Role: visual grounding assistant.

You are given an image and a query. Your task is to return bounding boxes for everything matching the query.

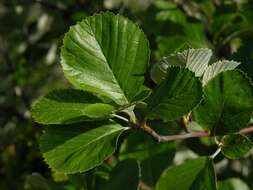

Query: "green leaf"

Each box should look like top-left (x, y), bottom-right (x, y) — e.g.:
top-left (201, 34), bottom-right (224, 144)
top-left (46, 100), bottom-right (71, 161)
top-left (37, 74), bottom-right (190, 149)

top-left (156, 10), bottom-right (186, 25)
top-left (151, 48), bottom-right (212, 84)
top-left (147, 67), bottom-right (202, 121)
top-left (221, 134), bottom-right (253, 159)
top-left (119, 130), bottom-right (175, 186)
top-left (132, 85), bottom-right (151, 102)
top-left (32, 89), bottom-right (114, 124)
top-left (61, 12), bottom-right (150, 106)
top-left (202, 60), bottom-right (240, 86)
top-left (193, 70), bottom-right (253, 135)
top-left (24, 173), bottom-right (50, 190)
top-left (218, 178), bottom-right (250, 190)
top-left (104, 159), bottom-right (140, 190)
top-left (40, 121), bottom-right (127, 174)
top-left (156, 157), bottom-right (217, 190)
top-left (153, 1), bottom-right (177, 9)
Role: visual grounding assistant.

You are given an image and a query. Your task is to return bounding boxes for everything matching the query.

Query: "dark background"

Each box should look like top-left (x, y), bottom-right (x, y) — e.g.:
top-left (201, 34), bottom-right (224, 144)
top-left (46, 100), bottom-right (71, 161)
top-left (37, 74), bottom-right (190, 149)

top-left (1, 0), bottom-right (253, 189)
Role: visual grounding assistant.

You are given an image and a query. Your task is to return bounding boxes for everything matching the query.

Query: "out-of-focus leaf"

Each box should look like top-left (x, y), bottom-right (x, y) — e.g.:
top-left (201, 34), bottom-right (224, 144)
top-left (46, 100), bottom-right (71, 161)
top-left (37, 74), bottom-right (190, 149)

top-left (153, 0), bottom-right (177, 9)
top-left (104, 159), bottom-right (140, 190)
top-left (218, 178), bottom-right (250, 190)
top-left (24, 173), bottom-right (49, 190)
top-left (156, 9), bottom-right (186, 25)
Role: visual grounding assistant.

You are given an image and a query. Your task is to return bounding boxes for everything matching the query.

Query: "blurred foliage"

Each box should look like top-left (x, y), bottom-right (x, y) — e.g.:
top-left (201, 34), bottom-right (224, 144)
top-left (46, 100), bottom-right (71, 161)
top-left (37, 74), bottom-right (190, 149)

top-left (1, 0), bottom-right (253, 189)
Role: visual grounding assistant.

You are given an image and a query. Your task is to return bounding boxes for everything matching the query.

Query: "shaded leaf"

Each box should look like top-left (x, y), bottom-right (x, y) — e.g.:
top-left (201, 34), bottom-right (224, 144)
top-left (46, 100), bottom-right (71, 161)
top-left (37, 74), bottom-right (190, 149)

top-left (40, 121), bottom-right (127, 173)
top-left (32, 89), bottom-right (114, 124)
top-left (148, 67), bottom-right (202, 121)
top-left (193, 70), bottom-right (253, 135)
top-left (132, 85), bottom-right (151, 102)
top-left (104, 159), bottom-right (140, 190)
top-left (24, 173), bottom-right (50, 190)
top-left (156, 157), bottom-right (217, 190)
top-left (119, 130), bottom-right (175, 186)
top-left (61, 12), bottom-right (150, 106)
top-left (153, 1), bottom-right (177, 10)
top-left (156, 9), bottom-right (186, 25)
top-left (221, 133), bottom-right (253, 159)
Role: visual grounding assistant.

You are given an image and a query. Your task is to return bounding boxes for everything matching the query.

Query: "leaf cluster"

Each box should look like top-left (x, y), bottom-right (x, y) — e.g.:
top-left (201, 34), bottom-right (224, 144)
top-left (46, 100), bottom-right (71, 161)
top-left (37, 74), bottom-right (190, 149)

top-left (31, 12), bottom-right (253, 189)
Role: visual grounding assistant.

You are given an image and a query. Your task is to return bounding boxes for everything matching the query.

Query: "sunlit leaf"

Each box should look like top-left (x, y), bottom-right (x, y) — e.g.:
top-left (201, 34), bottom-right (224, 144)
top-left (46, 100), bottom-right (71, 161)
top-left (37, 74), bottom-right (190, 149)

top-left (61, 12), bottom-right (150, 106)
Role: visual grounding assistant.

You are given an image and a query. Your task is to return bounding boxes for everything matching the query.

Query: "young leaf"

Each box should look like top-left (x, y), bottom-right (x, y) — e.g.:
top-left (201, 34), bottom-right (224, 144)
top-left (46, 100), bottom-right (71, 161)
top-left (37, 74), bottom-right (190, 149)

top-left (156, 157), bottom-right (217, 190)
top-left (221, 134), bottom-right (253, 159)
top-left (40, 121), bottom-right (127, 174)
top-left (151, 48), bottom-right (212, 84)
top-left (31, 89), bottom-right (114, 124)
top-left (61, 12), bottom-right (150, 106)
top-left (202, 60), bottom-right (240, 86)
top-left (104, 159), bottom-right (140, 190)
top-left (193, 70), bottom-right (253, 135)
top-left (147, 67), bottom-right (202, 122)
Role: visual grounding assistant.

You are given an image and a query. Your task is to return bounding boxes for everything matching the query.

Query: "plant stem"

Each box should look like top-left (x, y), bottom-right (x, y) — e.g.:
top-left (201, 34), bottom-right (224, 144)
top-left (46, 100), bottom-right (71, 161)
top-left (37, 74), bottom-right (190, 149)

top-left (111, 114), bottom-right (129, 123)
top-left (240, 125), bottom-right (253, 134)
top-left (142, 124), bottom-right (209, 142)
top-left (139, 181), bottom-right (152, 190)
top-left (210, 147), bottom-right (221, 159)
top-left (141, 124), bottom-right (253, 143)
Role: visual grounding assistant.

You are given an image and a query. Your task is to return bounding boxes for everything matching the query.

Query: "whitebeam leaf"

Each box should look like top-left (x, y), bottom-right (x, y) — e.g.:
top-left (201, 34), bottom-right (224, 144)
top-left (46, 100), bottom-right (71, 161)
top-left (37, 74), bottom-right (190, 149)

top-left (193, 70), bottom-right (253, 135)
top-left (32, 89), bottom-right (114, 124)
top-left (221, 134), bottom-right (253, 159)
top-left (61, 12), bottom-right (150, 106)
top-left (40, 121), bottom-right (127, 174)
top-left (147, 67), bottom-right (202, 121)
top-left (156, 157), bottom-right (217, 190)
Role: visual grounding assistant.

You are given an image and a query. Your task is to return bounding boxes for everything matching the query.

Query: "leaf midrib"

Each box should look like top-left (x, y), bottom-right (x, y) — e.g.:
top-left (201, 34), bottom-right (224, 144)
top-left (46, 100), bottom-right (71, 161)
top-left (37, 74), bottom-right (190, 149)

top-left (85, 19), bottom-right (129, 104)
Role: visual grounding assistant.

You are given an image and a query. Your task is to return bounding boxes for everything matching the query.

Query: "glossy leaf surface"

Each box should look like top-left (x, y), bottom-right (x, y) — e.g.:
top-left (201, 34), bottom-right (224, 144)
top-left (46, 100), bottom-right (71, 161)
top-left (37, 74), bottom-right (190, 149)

top-left (61, 12), bottom-right (150, 105)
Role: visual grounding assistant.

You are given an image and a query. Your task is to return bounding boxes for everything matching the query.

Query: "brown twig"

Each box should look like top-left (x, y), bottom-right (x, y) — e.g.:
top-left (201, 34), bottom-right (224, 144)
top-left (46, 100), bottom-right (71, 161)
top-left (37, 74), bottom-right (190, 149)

top-left (142, 124), bottom-right (209, 142)
top-left (139, 181), bottom-right (152, 190)
top-left (240, 125), bottom-right (253, 134)
top-left (141, 124), bottom-right (253, 143)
